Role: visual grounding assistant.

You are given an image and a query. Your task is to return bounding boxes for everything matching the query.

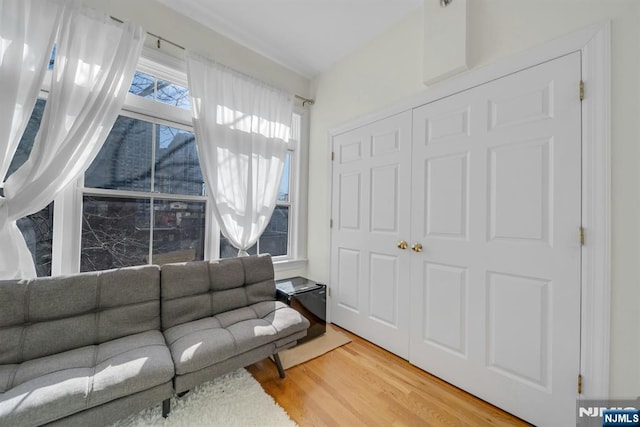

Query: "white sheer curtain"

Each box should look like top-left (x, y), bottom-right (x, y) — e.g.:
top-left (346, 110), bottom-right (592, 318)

top-left (187, 55), bottom-right (293, 256)
top-left (0, 0), bottom-right (62, 185)
top-left (0, 1), bottom-right (145, 279)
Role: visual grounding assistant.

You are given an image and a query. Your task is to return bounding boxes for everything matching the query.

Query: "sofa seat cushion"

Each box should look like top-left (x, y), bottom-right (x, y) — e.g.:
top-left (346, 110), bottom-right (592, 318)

top-left (0, 330), bottom-right (174, 427)
top-left (164, 301), bottom-right (310, 375)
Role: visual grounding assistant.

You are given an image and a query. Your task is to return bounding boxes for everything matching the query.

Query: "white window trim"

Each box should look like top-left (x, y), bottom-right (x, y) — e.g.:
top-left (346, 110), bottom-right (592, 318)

top-left (286, 106), bottom-right (309, 268)
top-left (49, 48), bottom-right (308, 274)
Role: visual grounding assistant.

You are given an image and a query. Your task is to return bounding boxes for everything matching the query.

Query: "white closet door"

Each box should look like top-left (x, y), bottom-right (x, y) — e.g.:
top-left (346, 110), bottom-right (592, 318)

top-left (409, 52), bottom-right (582, 426)
top-left (330, 112), bottom-right (412, 358)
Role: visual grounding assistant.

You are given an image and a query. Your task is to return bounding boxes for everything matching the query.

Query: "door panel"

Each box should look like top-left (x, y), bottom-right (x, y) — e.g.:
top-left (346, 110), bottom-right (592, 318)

top-left (370, 164), bottom-right (399, 232)
top-left (487, 271), bottom-right (550, 388)
top-left (423, 262), bottom-right (467, 356)
top-left (410, 52), bottom-right (581, 426)
top-left (489, 138), bottom-right (551, 243)
top-left (369, 253), bottom-right (399, 326)
top-left (331, 111), bottom-right (412, 358)
top-left (425, 153), bottom-right (469, 238)
top-left (336, 247), bottom-right (360, 312)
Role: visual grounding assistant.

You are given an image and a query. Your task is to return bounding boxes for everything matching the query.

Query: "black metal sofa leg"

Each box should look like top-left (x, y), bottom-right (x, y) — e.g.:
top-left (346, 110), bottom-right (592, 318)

top-left (162, 398), bottom-right (171, 418)
top-left (273, 353), bottom-right (286, 379)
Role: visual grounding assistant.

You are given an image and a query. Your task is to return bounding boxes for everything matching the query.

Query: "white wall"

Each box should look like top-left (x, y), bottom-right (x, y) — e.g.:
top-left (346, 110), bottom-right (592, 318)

top-left (308, 0), bottom-right (640, 397)
top-left (82, 0), bottom-right (310, 99)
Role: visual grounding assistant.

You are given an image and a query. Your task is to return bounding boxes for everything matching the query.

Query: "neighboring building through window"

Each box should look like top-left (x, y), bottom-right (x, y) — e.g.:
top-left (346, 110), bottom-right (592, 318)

top-left (80, 114), bottom-right (206, 271)
top-left (5, 98), bottom-right (53, 277)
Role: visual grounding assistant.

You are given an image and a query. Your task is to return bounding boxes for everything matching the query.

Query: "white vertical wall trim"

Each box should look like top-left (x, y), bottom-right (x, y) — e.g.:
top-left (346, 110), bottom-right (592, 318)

top-left (580, 22), bottom-right (611, 400)
top-left (294, 107), bottom-right (310, 262)
top-left (51, 183), bottom-right (82, 275)
top-left (423, 0), bottom-right (468, 85)
top-left (326, 131), bottom-right (336, 323)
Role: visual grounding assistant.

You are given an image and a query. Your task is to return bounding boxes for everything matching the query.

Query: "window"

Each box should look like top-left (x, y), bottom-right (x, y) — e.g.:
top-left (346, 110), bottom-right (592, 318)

top-left (80, 113), bottom-right (206, 271)
top-left (219, 112), bottom-right (301, 259)
top-left (8, 49), bottom-right (307, 276)
top-left (4, 98), bottom-right (54, 277)
top-left (128, 71), bottom-right (191, 110)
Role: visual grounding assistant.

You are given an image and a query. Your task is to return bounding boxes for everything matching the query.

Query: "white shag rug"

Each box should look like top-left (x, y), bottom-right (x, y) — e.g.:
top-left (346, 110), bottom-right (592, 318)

top-left (110, 369), bottom-right (297, 427)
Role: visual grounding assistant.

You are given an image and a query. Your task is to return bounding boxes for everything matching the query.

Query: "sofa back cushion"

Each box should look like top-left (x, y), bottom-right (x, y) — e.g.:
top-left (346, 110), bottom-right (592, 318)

top-left (160, 254), bottom-right (275, 330)
top-left (0, 265), bottom-right (160, 364)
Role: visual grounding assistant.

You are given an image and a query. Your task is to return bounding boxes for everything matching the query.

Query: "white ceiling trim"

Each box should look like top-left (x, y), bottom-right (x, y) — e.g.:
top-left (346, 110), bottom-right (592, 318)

top-left (154, 0), bottom-right (422, 78)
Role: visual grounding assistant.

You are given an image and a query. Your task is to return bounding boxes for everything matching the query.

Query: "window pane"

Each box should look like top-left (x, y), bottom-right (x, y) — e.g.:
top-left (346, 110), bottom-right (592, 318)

top-left (278, 152), bottom-right (291, 202)
top-left (6, 99), bottom-right (54, 277)
top-left (259, 206), bottom-right (289, 256)
top-left (17, 203), bottom-right (54, 277)
top-left (152, 200), bottom-right (205, 265)
top-left (155, 125), bottom-right (204, 196)
top-left (127, 72), bottom-right (190, 110)
top-left (219, 235), bottom-right (257, 258)
top-left (81, 196), bottom-right (151, 272)
top-left (156, 79), bottom-right (191, 110)
top-left (5, 98), bottom-right (46, 181)
top-left (85, 116), bottom-right (153, 192)
top-left (128, 71), bottom-right (155, 99)
top-left (48, 45), bottom-right (56, 70)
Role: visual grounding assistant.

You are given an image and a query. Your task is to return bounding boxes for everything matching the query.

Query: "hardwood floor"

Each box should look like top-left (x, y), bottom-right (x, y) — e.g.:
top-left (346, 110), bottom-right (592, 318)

top-left (248, 325), bottom-right (530, 427)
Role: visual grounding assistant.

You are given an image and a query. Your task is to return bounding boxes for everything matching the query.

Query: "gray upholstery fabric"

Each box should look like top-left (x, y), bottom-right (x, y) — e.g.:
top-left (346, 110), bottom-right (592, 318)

top-left (209, 257), bottom-right (245, 290)
top-left (0, 265), bottom-right (161, 364)
top-left (44, 382), bottom-right (172, 427)
top-left (161, 255), bottom-right (277, 329)
top-left (161, 255), bottom-right (310, 394)
top-left (0, 331), bottom-right (174, 427)
top-left (89, 333), bottom-right (174, 407)
top-left (164, 300), bottom-right (309, 376)
top-left (273, 330), bottom-right (308, 350)
top-left (0, 265), bottom-right (168, 426)
top-left (172, 344), bottom-right (276, 393)
top-left (0, 365), bottom-right (16, 394)
top-left (0, 255), bottom-right (306, 425)
top-left (1, 367), bottom-right (91, 427)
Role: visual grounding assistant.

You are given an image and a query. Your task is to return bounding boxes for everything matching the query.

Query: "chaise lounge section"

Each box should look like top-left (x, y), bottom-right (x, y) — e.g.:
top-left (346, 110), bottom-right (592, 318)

top-left (161, 254), bottom-right (310, 393)
top-left (0, 265), bottom-right (174, 427)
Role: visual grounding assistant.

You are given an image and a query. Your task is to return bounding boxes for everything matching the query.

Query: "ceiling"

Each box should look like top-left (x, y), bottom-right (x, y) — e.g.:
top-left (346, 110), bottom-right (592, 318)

top-left (154, 0), bottom-right (423, 78)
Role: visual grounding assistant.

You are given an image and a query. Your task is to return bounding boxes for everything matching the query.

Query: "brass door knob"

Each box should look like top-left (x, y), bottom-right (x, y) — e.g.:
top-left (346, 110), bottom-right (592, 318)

top-left (411, 242), bottom-right (423, 253)
top-left (397, 240), bottom-right (408, 250)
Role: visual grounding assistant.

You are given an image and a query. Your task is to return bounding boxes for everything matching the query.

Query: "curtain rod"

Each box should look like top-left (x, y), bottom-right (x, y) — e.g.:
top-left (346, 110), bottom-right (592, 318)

top-left (110, 16), bottom-right (316, 106)
top-left (110, 16), bottom-right (185, 50)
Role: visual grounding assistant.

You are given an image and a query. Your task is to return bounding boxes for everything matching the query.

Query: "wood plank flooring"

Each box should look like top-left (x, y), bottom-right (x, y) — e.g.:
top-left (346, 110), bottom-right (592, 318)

top-left (248, 325), bottom-right (530, 427)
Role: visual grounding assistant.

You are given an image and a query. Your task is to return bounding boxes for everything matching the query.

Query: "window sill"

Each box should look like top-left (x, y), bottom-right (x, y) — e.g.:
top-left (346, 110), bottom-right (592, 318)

top-left (273, 258), bottom-right (308, 274)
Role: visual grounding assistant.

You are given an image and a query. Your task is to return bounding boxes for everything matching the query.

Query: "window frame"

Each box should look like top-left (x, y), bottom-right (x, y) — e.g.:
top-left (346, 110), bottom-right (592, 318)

top-left (78, 110), bottom-right (208, 270)
top-left (45, 47), bottom-right (307, 275)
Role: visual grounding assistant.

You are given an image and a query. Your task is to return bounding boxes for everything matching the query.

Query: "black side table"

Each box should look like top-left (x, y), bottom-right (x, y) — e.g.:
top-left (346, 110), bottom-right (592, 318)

top-left (275, 276), bottom-right (327, 344)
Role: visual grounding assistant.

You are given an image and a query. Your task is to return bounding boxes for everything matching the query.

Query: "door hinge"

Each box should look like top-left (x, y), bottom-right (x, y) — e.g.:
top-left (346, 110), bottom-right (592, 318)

top-left (579, 226), bottom-right (585, 246)
top-left (330, 219), bottom-right (333, 228)
top-left (331, 151), bottom-right (335, 161)
top-left (327, 287), bottom-right (331, 297)
top-left (579, 80), bottom-right (585, 101)
top-left (578, 374), bottom-right (583, 394)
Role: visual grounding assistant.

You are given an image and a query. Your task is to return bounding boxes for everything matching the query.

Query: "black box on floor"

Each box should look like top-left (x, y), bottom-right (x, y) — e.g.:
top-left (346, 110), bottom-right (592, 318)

top-left (275, 276), bottom-right (326, 344)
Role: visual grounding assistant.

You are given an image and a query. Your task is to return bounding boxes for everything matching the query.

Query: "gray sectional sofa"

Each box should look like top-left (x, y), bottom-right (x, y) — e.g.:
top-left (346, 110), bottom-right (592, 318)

top-left (0, 255), bottom-right (309, 427)
top-left (161, 255), bottom-right (309, 394)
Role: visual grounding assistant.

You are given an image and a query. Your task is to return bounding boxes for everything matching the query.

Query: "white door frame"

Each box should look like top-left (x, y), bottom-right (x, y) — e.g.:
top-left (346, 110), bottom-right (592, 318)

top-left (328, 21), bottom-right (611, 399)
